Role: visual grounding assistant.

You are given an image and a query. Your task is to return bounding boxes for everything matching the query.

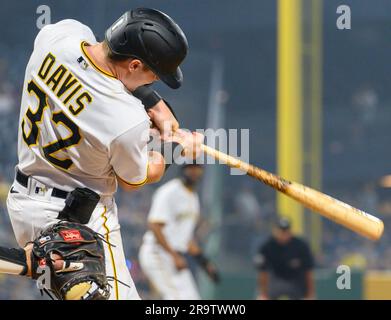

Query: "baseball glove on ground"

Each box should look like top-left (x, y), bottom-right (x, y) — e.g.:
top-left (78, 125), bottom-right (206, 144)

top-left (30, 221), bottom-right (110, 300)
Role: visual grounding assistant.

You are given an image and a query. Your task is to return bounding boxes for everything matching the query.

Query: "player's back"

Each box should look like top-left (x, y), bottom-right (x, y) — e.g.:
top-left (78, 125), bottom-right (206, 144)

top-left (18, 20), bottom-right (149, 196)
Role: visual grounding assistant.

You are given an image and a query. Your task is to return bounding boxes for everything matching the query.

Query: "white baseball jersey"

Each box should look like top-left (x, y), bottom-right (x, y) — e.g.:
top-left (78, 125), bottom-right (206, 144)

top-left (142, 178), bottom-right (200, 253)
top-left (139, 178), bottom-right (201, 299)
top-left (18, 19), bottom-right (150, 196)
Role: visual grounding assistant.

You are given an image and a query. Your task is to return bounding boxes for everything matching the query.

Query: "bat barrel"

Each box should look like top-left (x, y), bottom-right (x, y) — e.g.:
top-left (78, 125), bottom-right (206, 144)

top-left (285, 182), bottom-right (384, 241)
top-left (200, 144), bottom-right (384, 241)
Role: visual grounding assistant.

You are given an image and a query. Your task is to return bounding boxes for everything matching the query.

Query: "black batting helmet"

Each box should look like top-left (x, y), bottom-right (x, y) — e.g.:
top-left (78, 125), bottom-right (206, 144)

top-left (105, 8), bottom-right (188, 89)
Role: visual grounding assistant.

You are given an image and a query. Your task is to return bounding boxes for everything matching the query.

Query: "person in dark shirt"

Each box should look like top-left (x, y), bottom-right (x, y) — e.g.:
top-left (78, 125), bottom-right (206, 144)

top-left (254, 217), bottom-right (315, 300)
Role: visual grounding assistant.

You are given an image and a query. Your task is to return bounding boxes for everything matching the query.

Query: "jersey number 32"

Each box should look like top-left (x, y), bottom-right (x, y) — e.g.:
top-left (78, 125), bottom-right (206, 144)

top-left (21, 80), bottom-right (81, 170)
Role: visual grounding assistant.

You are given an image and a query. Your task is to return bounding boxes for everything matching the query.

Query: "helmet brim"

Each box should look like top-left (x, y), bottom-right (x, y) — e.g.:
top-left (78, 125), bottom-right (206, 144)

top-left (156, 67), bottom-right (183, 89)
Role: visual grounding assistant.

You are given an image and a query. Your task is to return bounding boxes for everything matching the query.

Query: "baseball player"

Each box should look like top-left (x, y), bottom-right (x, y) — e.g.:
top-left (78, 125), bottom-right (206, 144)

top-left (0, 8), bottom-right (204, 300)
top-left (139, 164), bottom-right (219, 300)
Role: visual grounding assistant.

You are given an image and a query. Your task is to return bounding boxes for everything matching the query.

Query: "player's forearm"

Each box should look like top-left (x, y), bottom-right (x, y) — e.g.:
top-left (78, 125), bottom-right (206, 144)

top-left (132, 85), bottom-right (179, 139)
top-left (146, 99), bottom-right (179, 139)
top-left (0, 244), bottom-right (64, 278)
top-left (187, 239), bottom-right (202, 256)
top-left (0, 246), bottom-right (28, 276)
top-left (149, 223), bottom-right (177, 256)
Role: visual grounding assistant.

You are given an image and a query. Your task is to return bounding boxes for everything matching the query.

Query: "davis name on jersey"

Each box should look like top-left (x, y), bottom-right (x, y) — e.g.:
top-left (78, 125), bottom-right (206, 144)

top-left (18, 19), bottom-right (151, 196)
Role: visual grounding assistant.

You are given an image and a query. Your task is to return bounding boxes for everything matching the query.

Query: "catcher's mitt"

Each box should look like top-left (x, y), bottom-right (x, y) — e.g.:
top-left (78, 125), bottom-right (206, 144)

top-left (30, 221), bottom-right (110, 300)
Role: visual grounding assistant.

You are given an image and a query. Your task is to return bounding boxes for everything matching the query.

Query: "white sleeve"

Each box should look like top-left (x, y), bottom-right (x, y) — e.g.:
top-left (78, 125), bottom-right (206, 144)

top-left (148, 188), bottom-right (174, 223)
top-left (109, 120), bottom-right (150, 186)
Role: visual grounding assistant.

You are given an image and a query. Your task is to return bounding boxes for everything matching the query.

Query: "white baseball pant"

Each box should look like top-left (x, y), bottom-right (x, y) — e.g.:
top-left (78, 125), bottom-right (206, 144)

top-left (6, 174), bottom-right (140, 300)
top-left (139, 243), bottom-right (201, 300)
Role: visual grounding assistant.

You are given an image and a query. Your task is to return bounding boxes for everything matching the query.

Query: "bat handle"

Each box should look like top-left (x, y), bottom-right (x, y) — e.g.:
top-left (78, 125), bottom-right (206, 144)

top-left (201, 144), bottom-right (283, 189)
top-left (201, 144), bottom-right (247, 170)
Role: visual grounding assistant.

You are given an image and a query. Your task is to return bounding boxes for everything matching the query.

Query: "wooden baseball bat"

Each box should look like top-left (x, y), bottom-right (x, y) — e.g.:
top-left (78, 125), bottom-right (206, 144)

top-left (201, 144), bottom-right (384, 241)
